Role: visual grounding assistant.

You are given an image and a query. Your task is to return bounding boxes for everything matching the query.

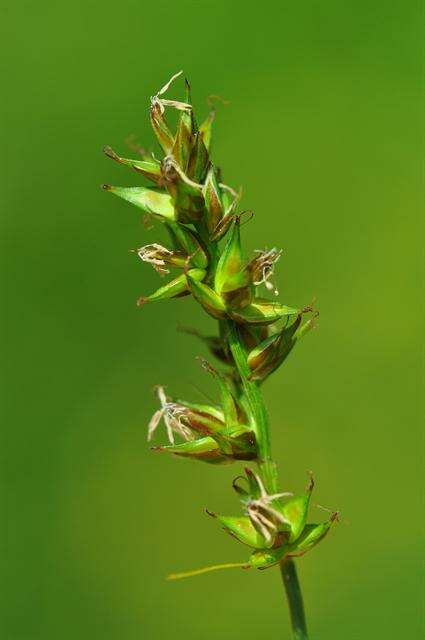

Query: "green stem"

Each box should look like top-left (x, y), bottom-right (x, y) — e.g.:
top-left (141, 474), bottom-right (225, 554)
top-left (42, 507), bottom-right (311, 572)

top-left (280, 559), bottom-right (308, 640)
top-left (226, 320), bottom-right (308, 638)
top-left (226, 320), bottom-right (277, 492)
top-left (226, 321), bottom-right (271, 459)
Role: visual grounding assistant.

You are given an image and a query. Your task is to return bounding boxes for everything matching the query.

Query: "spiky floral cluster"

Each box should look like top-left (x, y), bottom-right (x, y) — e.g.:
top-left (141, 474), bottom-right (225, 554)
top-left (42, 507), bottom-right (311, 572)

top-left (103, 72), bottom-right (337, 577)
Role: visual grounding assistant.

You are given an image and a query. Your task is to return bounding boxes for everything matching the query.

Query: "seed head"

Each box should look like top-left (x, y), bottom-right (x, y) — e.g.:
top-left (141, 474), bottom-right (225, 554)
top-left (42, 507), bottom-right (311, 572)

top-left (104, 74), bottom-right (337, 582)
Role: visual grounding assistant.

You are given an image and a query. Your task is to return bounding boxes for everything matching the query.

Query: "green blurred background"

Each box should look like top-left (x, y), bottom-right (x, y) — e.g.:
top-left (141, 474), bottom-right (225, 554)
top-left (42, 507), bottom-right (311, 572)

top-left (2, 1), bottom-right (423, 638)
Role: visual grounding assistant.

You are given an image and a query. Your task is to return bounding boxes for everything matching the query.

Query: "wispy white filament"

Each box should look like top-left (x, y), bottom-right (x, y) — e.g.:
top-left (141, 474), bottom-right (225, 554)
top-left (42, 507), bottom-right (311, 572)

top-left (252, 248), bottom-right (283, 296)
top-left (148, 386), bottom-right (193, 444)
top-left (245, 472), bottom-right (292, 543)
top-left (136, 243), bottom-right (172, 275)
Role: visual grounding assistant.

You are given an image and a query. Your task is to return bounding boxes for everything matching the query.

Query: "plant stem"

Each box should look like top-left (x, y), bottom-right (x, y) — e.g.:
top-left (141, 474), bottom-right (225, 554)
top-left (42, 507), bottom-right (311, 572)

top-left (280, 559), bottom-right (308, 640)
top-left (225, 321), bottom-right (275, 486)
top-left (226, 320), bottom-right (308, 638)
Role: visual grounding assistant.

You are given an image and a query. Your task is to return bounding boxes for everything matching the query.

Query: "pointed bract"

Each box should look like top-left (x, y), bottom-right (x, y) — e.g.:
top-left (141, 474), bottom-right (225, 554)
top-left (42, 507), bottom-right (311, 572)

top-left (186, 274), bottom-right (227, 319)
top-left (215, 219), bottom-right (250, 294)
top-left (203, 165), bottom-right (224, 235)
top-left (229, 299), bottom-right (300, 325)
top-left (103, 146), bottom-right (162, 184)
top-left (210, 514), bottom-right (267, 548)
top-left (138, 268), bottom-right (205, 306)
top-left (150, 102), bottom-right (175, 154)
top-left (288, 513), bottom-right (338, 557)
top-left (199, 109), bottom-right (215, 151)
top-left (102, 184), bottom-right (176, 220)
top-left (187, 133), bottom-right (210, 182)
top-left (247, 315), bottom-right (302, 380)
top-left (166, 221), bottom-right (209, 269)
top-left (280, 481), bottom-right (314, 543)
top-left (152, 436), bottom-right (228, 464)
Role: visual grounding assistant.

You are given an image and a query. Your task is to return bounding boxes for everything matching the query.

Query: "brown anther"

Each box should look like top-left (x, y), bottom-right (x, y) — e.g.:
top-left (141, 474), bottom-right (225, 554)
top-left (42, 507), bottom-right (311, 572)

top-left (236, 210), bottom-right (255, 226)
top-left (103, 145), bottom-right (119, 160)
top-left (197, 357), bottom-right (217, 376)
top-left (306, 470), bottom-right (315, 493)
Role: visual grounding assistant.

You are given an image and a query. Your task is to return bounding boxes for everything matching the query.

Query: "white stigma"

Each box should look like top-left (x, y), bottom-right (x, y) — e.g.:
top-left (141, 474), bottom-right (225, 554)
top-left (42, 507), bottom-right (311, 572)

top-left (150, 71), bottom-right (191, 114)
top-left (148, 386), bottom-right (193, 445)
top-left (245, 472), bottom-right (292, 543)
top-left (252, 248), bottom-right (283, 296)
top-left (136, 243), bottom-right (172, 275)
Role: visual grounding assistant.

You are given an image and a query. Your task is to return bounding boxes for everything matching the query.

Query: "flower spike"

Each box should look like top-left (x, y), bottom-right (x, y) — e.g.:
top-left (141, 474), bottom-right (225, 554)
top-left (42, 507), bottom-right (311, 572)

top-left (104, 74), bottom-right (338, 623)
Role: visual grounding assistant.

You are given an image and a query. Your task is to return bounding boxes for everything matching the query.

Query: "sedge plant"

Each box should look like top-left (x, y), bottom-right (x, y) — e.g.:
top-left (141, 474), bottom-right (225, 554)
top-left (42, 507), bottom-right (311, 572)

top-left (102, 72), bottom-right (338, 639)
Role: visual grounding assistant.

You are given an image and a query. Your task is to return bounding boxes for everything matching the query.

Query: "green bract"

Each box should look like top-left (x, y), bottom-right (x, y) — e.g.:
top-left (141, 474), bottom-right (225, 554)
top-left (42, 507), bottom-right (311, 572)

top-left (104, 72), bottom-right (338, 593)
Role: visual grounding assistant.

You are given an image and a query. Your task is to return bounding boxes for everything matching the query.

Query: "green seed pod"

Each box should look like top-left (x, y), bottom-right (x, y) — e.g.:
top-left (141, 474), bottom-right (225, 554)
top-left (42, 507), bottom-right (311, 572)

top-left (249, 545), bottom-right (289, 570)
top-left (248, 316), bottom-right (301, 371)
top-left (222, 286), bottom-right (253, 310)
top-left (153, 426), bottom-right (256, 464)
top-left (198, 109), bottom-right (215, 151)
top-left (214, 218), bottom-right (253, 309)
top-left (187, 132), bottom-right (209, 183)
top-left (137, 268), bottom-right (205, 306)
top-left (207, 513), bottom-right (267, 548)
top-left (222, 427), bottom-right (257, 460)
top-left (178, 404), bottom-right (225, 437)
top-left (182, 78), bottom-right (197, 135)
top-left (102, 184), bottom-right (176, 221)
top-left (172, 119), bottom-right (193, 171)
top-left (186, 274), bottom-right (227, 319)
top-left (171, 79), bottom-right (196, 171)
top-left (150, 101), bottom-right (175, 155)
top-left (103, 146), bottom-right (162, 184)
top-left (152, 436), bottom-right (228, 464)
top-left (229, 298), bottom-right (300, 325)
top-left (165, 221), bottom-right (209, 269)
top-left (208, 426), bottom-right (256, 460)
top-left (288, 512), bottom-right (339, 557)
top-left (210, 212), bottom-right (235, 242)
top-left (237, 324), bottom-right (270, 352)
top-left (210, 197), bottom-right (240, 242)
top-left (215, 219), bottom-right (250, 295)
top-left (247, 315), bottom-right (302, 380)
top-left (203, 165), bottom-right (224, 235)
top-left (162, 157), bottom-right (205, 223)
top-left (250, 312), bottom-right (318, 381)
top-left (279, 476), bottom-right (314, 543)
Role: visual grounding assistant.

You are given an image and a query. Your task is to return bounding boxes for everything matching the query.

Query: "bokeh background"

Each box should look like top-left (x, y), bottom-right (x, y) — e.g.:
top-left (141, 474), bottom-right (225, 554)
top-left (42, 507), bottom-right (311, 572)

top-left (2, 1), bottom-right (423, 638)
